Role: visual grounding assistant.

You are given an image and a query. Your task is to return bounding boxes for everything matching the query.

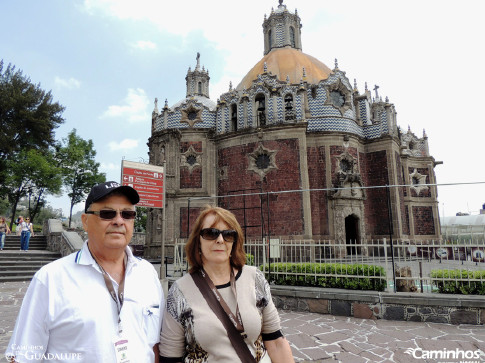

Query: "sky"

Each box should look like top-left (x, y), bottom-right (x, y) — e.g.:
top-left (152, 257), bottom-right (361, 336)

top-left (2, 0), bottom-right (484, 218)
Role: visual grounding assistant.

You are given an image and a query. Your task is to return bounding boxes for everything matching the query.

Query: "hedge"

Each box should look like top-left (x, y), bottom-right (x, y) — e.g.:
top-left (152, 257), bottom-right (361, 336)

top-left (260, 262), bottom-right (387, 291)
top-left (430, 269), bottom-right (485, 295)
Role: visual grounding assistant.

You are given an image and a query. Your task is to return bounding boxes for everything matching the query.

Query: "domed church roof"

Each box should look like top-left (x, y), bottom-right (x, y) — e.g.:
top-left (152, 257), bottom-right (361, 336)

top-left (236, 47), bottom-right (332, 90)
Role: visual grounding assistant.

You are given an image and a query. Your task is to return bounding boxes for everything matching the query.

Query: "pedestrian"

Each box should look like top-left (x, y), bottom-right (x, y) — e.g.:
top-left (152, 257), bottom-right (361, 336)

top-left (19, 216), bottom-right (34, 251)
top-left (0, 216), bottom-right (11, 250)
top-left (6, 181), bottom-right (164, 362)
top-left (159, 206), bottom-right (294, 362)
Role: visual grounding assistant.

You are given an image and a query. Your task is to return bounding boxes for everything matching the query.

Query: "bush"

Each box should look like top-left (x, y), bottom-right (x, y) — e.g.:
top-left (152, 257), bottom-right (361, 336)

top-left (430, 269), bottom-right (485, 295)
top-left (246, 253), bottom-right (255, 266)
top-left (260, 262), bottom-right (387, 291)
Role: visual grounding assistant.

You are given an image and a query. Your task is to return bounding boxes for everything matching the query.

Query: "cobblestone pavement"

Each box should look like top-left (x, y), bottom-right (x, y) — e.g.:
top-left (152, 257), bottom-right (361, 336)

top-left (1, 281), bottom-right (485, 362)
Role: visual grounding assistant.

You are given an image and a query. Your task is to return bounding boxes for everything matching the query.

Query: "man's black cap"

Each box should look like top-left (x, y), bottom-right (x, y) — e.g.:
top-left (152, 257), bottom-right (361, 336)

top-left (85, 181), bottom-right (139, 212)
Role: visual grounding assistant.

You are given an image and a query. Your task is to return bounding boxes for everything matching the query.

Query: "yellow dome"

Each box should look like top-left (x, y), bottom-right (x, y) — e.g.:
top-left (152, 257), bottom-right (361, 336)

top-left (236, 47), bottom-right (332, 90)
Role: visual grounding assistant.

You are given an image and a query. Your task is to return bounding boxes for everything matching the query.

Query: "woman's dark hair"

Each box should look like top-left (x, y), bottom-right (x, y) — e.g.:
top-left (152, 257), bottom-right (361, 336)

top-left (185, 206), bottom-right (246, 273)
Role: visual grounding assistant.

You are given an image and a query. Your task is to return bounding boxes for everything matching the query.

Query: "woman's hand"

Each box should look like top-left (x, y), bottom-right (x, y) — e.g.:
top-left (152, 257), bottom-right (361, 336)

top-left (264, 336), bottom-right (295, 363)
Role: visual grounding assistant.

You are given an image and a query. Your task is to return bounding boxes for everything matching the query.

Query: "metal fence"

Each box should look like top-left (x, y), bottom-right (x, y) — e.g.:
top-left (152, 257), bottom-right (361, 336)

top-left (163, 238), bottom-right (485, 293)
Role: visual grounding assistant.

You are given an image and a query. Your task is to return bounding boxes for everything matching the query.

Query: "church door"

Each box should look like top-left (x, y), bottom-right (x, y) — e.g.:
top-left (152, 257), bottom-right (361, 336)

top-left (345, 215), bottom-right (360, 256)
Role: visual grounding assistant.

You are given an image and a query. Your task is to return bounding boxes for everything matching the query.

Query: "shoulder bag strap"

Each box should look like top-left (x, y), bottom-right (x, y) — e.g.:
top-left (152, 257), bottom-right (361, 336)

top-left (191, 270), bottom-right (257, 363)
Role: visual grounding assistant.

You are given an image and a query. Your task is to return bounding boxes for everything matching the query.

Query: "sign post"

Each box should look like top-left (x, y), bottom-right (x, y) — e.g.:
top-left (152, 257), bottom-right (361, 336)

top-left (121, 160), bottom-right (166, 282)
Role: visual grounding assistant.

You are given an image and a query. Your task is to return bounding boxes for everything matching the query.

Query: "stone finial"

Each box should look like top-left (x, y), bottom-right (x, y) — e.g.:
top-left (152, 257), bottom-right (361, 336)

top-left (302, 67), bottom-right (307, 79)
top-left (229, 81), bottom-right (233, 91)
top-left (423, 129), bottom-right (427, 138)
top-left (385, 96), bottom-right (389, 103)
top-left (164, 99), bottom-right (168, 109)
top-left (408, 125), bottom-right (411, 132)
top-left (295, 8), bottom-right (298, 15)
top-left (353, 79), bottom-right (358, 91)
top-left (196, 52), bottom-right (200, 70)
top-left (264, 62), bottom-right (268, 73)
top-left (153, 98), bottom-right (159, 114)
top-left (334, 58), bottom-right (339, 70)
top-left (365, 82), bottom-right (368, 91)
top-left (279, 0), bottom-right (283, 5)
top-left (286, 75), bottom-right (290, 83)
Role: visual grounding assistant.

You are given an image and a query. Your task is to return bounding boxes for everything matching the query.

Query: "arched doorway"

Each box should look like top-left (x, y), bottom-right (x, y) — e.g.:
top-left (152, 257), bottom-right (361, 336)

top-left (345, 215), bottom-right (360, 256)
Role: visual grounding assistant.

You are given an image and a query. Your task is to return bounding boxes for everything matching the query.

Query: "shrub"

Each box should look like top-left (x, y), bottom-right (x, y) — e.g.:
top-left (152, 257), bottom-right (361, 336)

top-left (246, 253), bottom-right (255, 266)
top-left (430, 269), bottom-right (485, 295)
top-left (260, 262), bottom-right (387, 291)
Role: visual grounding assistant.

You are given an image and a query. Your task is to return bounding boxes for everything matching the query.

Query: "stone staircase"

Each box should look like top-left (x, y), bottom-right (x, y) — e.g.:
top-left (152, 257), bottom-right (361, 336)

top-left (0, 234), bottom-right (61, 282)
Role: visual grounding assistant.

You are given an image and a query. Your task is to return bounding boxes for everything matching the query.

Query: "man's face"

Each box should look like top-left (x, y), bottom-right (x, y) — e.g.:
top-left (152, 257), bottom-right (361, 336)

top-left (81, 194), bottom-right (135, 252)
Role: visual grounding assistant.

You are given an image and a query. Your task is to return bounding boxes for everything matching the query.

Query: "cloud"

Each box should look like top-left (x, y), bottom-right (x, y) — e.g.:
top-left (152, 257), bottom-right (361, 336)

top-left (100, 88), bottom-right (150, 123)
top-left (54, 76), bottom-right (81, 90)
top-left (131, 40), bottom-right (157, 50)
top-left (100, 162), bottom-right (119, 170)
top-left (108, 139), bottom-right (139, 151)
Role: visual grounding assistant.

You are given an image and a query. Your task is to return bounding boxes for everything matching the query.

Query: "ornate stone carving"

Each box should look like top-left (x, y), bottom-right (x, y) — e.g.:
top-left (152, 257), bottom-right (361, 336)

top-left (248, 143), bottom-right (278, 179)
top-left (409, 168), bottom-right (428, 195)
top-left (325, 79), bottom-right (352, 116)
top-left (180, 105), bottom-right (202, 128)
top-left (180, 145), bottom-right (202, 173)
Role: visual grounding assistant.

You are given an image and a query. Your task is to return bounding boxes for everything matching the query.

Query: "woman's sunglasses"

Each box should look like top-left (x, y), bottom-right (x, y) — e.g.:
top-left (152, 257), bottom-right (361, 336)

top-left (200, 228), bottom-right (237, 243)
top-left (85, 210), bottom-right (137, 220)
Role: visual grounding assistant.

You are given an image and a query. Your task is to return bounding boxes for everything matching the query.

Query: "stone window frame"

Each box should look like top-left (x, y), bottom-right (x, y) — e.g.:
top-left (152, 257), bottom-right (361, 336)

top-left (180, 105), bottom-right (202, 128)
top-left (180, 145), bottom-right (202, 173)
top-left (409, 168), bottom-right (428, 195)
top-left (248, 143), bottom-right (278, 179)
top-left (324, 79), bottom-right (352, 115)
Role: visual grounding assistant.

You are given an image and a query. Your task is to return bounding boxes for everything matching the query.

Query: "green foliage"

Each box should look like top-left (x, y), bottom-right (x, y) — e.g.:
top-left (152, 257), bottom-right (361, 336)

top-left (0, 60), bottom-right (64, 188)
top-left (57, 129), bottom-right (106, 226)
top-left (260, 262), bottom-right (387, 291)
top-left (134, 207), bottom-right (147, 232)
top-left (430, 269), bottom-right (485, 295)
top-left (246, 253), bottom-right (255, 266)
top-left (4, 148), bottom-right (62, 227)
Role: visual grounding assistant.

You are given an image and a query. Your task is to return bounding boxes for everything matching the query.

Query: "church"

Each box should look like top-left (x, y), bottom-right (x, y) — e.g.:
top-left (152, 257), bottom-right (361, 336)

top-left (144, 1), bottom-right (441, 258)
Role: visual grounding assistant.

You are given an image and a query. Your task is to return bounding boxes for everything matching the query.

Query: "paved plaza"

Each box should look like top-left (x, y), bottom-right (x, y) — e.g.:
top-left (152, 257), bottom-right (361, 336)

top-left (1, 280), bottom-right (484, 362)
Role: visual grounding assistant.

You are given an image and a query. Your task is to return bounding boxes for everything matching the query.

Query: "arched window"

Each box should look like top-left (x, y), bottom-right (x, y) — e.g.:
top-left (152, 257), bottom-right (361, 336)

top-left (284, 94), bottom-right (294, 121)
top-left (290, 27), bottom-right (295, 47)
top-left (231, 104), bottom-right (238, 132)
top-left (268, 30), bottom-right (272, 49)
top-left (255, 94), bottom-right (266, 126)
top-left (198, 82), bottom-right (202, 94)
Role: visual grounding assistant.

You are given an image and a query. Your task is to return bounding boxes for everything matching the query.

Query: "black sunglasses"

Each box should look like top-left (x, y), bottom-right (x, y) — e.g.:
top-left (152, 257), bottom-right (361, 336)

top-left (86, 210), bottom-right (137, 220)
top-left (200, 228), bottom-right (238, 243)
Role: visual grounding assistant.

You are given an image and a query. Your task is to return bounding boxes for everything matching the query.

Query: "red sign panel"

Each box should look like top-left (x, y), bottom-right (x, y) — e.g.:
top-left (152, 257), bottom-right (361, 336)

top-left (121, 160), bottom-right (164, 209)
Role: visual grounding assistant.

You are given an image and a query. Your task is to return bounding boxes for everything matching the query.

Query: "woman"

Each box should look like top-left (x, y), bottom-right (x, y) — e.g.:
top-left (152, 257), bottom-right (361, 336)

top-left (160, 206), bottom-right (294, 362)
top-left (19, 216), bottom-right (34, 251)
top-left (0, 216), bottom-right (11, 250)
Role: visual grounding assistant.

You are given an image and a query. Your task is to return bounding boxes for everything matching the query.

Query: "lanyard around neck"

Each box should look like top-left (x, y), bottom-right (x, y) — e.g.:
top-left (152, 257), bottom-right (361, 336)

top-left (88, 245), bottom-right (126, 334)
top-left (200, 268), bottom-right (244, 333)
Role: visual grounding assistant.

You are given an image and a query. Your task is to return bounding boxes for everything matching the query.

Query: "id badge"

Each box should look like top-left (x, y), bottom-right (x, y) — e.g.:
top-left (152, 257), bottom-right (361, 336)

top-left (113, 336), bottom-right (131, 363)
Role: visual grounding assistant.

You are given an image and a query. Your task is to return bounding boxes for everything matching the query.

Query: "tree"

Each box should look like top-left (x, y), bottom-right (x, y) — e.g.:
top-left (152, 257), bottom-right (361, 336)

top-left (134, 207), bottom-right (147, 232)
top-left (0, 60), bottom-right (64, 191)
top-left (58, 129), bottom-right (105, 227)
top-left (4, 148), bottom-right (63, 229)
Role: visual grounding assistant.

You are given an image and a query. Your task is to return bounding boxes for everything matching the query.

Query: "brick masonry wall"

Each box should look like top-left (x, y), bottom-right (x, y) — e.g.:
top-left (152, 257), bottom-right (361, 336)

top-left (180, 141), bottom-right (203, 189)
top-left (179, 207), bottom-right (203, 238)
top-left (307, 145), bottom-right (329, 236)
top-left (412, 206), bottom-right (435, 235)
top-left (360, 150), bottom-right (390, 236)
top-left (218, 139), bottom-right (304, 237)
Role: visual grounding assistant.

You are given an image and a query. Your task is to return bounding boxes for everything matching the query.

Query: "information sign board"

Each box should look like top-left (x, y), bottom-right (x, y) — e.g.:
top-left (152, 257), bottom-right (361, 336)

top-left (121, 160), bottom-right (164, 208)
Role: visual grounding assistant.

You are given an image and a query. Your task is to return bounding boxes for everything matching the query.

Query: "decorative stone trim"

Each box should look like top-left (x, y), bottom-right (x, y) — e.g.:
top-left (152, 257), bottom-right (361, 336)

top-left (247, 143), bottom-right (278, 179)
top-left (180, 105), bottom-right (202, 128)
top-left (409, 168), bottom-right (428, 195)
top-left (325, 79), bottom-right (352, 116)
top-left (180, 145), bottom-right (202, 173)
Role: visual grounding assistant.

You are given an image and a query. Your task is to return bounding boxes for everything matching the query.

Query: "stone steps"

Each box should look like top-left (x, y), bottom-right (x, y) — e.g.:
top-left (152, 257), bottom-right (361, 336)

top-left (0, 235), bottom-right (61, 282)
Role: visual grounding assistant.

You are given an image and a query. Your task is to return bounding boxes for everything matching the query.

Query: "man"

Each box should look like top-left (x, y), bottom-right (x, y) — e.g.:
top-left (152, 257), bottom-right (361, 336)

top-left (6, 181), bottom-right (164, 362)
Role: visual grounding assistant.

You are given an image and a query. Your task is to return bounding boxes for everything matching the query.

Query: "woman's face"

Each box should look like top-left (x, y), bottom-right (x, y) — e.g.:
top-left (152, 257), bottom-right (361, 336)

top-left (199, 214), bottom-right (234, 268)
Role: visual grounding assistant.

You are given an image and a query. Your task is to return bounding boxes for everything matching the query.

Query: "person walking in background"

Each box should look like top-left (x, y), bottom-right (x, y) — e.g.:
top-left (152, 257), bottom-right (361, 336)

top-left (0, 216), bottom-right (11, 250)
top-left (19, 216), bottom-right (34, 251)
top-left (6, 181), bottom-right (164, 362)
top-left (160, 206), bottom-right (294, 363)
